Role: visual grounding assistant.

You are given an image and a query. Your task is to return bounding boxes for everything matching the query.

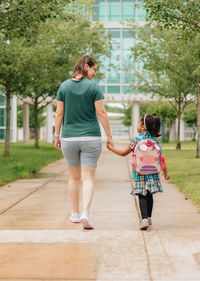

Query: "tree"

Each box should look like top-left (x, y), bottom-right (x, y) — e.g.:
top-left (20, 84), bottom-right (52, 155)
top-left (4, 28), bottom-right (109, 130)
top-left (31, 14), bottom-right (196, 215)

top-left (143, 0), bottom-right (200, 35)
top-left (142, 0), bottom-right (200, 157)
top-left (129, 24), bottom-right (197, 149)
top-left (0, 0), bottom-right (69, 39)
top-left (20, 2), bottom-right (110, 148)
top-left (17, 104), bottom-right (45, 129)
top-left (0, 0), bottom-right (111, 153)
top-left (0, 0), bottom-right (70, 156)
top-left (183, 103), bottom-right (197, 140)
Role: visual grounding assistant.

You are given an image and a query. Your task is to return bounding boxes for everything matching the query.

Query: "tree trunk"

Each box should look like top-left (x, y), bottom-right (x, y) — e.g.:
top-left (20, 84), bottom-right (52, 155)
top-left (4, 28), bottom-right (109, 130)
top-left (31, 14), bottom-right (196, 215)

top-left (4, 85), bottom-right (11, 156)
top-left (176, 111), bottom-right (181, 150)
top-left (196, 79), bottom-right (200, 158)
top-left (34, 97), bottom-right (39, 149)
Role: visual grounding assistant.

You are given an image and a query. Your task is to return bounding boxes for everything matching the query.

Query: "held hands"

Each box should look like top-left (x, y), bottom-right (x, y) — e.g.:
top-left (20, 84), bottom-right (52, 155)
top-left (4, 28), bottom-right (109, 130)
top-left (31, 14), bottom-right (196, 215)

top-left (107, 143), bottom-right (114, 151)
top-left (107, 136), bottom-right (114, 148)
top-left (54, 136), bottom-right (61, 151)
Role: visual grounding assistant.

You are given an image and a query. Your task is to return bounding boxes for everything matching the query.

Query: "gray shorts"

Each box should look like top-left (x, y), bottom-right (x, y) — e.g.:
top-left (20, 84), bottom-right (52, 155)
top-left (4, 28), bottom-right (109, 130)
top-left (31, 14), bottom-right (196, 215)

top-left (61, 139), bottom-right (102, 168)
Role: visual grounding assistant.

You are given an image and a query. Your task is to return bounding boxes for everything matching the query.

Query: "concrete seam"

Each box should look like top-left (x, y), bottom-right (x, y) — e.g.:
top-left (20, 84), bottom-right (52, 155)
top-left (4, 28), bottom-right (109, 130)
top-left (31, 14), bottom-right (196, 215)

top-left (126, 156), bottom-right (154, 281)
top-left (0, 167), bottom-right (67, 216)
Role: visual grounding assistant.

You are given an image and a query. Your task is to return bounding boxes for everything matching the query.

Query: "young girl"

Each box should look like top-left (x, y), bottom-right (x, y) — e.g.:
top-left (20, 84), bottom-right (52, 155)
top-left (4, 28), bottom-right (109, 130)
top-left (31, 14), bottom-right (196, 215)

top-left (107, 114), bottom-right (170, 230)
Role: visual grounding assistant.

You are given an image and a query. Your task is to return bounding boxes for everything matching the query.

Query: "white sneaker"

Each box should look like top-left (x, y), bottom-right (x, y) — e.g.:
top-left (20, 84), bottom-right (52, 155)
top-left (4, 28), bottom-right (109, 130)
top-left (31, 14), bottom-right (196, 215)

top-left (69, 213), bottom-right (80, 223)
top-left (140, 219), bottom-right (149, 230)
top-left (148, 217), bottom-right (152, 225)
top-left (80, 211), bottom-right (94, 229)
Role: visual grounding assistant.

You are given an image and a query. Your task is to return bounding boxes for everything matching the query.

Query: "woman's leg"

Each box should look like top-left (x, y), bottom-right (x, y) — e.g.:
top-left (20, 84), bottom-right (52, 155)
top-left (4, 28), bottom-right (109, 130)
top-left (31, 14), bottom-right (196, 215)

top-left (81, 166), bottom-right (96, 213)
top-left (138, 194), bottom-right (148, 219)
top-left (147, 191), bottom-right (153, 218)
top-left (68, 166), bottom-right (81, 213)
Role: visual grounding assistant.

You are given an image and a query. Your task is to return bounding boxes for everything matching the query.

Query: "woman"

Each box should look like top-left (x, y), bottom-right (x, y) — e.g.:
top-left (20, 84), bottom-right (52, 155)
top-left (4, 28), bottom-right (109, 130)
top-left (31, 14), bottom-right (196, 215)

top-left (54, 55), bottom-right (113, 229)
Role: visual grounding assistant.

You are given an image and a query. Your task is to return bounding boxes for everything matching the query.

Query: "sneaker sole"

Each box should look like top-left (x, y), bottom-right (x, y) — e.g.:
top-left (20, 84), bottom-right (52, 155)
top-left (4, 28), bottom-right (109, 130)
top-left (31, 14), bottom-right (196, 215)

top-left (69, 220), bottom-right (81, 223)
top-left (140, 225), bottom-right (149, 230)
top-left (80, 218), bottom-right (94, 229)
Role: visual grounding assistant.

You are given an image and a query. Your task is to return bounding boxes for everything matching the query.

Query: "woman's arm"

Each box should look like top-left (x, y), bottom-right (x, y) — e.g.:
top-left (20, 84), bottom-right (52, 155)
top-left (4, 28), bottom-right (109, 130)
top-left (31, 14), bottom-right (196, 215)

top-left (54, 101), bottom-right (64, 151)
top-left (107, 143), bottom-right (132, 156)
top-left (94, 99), bottom-right (113, 146)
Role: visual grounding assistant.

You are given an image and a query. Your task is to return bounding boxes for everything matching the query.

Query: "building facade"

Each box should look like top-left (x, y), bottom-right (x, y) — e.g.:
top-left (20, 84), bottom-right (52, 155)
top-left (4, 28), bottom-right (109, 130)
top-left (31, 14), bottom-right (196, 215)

top-left (0, 94), bottom-right (17, 142)
top-left (92, 0), bottom-right (145, 101)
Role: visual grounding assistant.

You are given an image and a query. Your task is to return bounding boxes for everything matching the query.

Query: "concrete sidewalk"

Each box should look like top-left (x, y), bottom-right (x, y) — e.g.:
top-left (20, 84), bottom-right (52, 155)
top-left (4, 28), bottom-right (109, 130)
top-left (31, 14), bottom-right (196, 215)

top-left (0, 145), bottom-right (199, 280)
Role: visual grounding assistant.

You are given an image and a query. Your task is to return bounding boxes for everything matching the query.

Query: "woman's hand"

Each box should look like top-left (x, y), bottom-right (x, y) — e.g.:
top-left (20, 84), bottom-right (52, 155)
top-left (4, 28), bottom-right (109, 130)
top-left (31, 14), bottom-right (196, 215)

top-left (107, 136), bottom-right (114, 147)
top-left (54, 136), bottom-right (61, 151)
top-left (107, 143), bottom-right (114, 151)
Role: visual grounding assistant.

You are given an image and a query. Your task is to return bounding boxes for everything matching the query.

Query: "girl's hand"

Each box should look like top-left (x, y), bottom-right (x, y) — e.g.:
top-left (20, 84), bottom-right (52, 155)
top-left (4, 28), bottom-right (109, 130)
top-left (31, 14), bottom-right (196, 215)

top-left (164, 173), bottom-right (170, 180)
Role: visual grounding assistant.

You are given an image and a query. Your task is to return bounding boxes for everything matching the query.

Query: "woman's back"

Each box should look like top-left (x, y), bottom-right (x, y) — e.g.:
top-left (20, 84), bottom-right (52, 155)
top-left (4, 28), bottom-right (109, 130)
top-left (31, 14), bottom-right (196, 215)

top-left (57, 78), bottom-right (104, 138)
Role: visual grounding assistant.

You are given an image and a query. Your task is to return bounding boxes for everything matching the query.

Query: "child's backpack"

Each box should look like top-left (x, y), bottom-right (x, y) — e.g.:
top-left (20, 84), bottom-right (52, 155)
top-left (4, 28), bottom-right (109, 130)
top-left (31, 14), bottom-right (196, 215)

top-left (132, 139), bottom-right (161, 175)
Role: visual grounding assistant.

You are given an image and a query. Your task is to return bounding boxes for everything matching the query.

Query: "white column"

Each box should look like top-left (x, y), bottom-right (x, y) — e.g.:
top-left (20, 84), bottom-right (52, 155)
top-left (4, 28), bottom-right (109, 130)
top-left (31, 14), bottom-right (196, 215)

top-left (23, 102), bottom-right (29, 143)
top-left (131, 102), bottom-right (140, 137)
top-left (46, 103), bottom-right (53, 143)
top-left (175, 118), bottom-right (185, 141)
top-left (12, 95), bottom-right (17, 142)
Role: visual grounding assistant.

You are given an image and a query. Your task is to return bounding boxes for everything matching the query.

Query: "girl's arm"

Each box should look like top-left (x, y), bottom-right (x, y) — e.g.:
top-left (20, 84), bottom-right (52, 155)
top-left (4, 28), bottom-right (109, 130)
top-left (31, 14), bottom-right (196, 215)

top-left (107, 143), bottom-right (132, 156)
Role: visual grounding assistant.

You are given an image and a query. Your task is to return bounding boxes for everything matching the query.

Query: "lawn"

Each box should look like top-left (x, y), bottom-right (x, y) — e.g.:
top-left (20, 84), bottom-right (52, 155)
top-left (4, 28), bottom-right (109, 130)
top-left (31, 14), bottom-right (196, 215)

top-left (0, 142), bottom-right (63, 186)
top-left (161, 140), bottom-right (196, 149)
top-left (164, 149), bottom-right (200, 209)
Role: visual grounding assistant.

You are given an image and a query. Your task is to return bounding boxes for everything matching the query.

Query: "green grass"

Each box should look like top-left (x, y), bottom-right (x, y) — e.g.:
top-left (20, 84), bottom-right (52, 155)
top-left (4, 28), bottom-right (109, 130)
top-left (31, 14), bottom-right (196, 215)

top-left (164, 149), bottom-right (200, 209)
top-left (161, 140), bottom-right (196, 149)
top-left (0, 142), bottom-right (63, 186)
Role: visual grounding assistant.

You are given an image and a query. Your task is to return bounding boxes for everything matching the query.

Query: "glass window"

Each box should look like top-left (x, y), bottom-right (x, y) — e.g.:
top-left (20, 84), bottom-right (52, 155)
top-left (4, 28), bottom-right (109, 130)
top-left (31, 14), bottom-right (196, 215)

top-left (0, 108), bottom-right (6, 127)
top-left (107, 29), bottom-right (121, 71)
top-left (137, 1), bottom-right (146, 22)
top-left (0, 94), bottom-right (6, 106)
top-left (122, 72), bottom-right (131, 83)
top-left (122, 4), bottom-right (135, 21)
top-left (107, 86), bottom-right (120, 94)
top-left (92, 5), bottom-right (105, 21)
top-left (107, 72), bottom-right (120, 83)
top-left (107, 1), bottom-right (121, 21)
top-left (122, 29), bottom-right (134, 70)
top-left (122, 85), bottom-right (135, 94)
top-left (0, 129), bottom-right (5, 140)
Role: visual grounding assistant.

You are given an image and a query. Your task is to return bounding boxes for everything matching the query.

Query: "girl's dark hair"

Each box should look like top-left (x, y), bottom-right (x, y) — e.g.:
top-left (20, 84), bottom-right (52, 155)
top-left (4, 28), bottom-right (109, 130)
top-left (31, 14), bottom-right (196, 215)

top-left (140, 114), bottom-right (161, 137)
top-left (72, 56), bottom-right (97, 78)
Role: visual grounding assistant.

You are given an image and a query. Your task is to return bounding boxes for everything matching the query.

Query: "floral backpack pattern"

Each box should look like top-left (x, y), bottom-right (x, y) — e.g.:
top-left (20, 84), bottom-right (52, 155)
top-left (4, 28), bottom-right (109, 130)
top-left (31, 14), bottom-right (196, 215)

top-left (132, 139), bottom-right (162, 175)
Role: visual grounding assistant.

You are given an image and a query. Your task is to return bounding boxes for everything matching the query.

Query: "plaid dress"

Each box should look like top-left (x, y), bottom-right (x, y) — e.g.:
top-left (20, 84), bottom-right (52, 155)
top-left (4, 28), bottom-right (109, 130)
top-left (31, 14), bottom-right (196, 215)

top-left (129, 132), bottom-right (163, 196)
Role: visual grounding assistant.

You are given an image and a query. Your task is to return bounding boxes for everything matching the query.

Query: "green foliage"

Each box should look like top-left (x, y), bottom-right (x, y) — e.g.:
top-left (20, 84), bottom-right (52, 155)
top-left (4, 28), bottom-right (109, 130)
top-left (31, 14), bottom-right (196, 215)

top-left (0, 0), bottom-right (111, 152)
top-left (0, 0), bottom-right (69, 39)
top-left (0, 142), bottom-right (63, 186)
top-left (122, 106), bottom-right (131, 127)
top-left (105, 105), bottom-right (123, 113)
top-left (143, 0), bottom-right (200, 36)
top-left (17, 105), bottom-right (45, 128)
top-left (183, 103), bottom-right (197, 127)
top-left (183, 103), bottom-right (197, 140)
top-left (128, 23), bottom-right (199, 148)
top-left (164, 149), bottom-right (200, 209)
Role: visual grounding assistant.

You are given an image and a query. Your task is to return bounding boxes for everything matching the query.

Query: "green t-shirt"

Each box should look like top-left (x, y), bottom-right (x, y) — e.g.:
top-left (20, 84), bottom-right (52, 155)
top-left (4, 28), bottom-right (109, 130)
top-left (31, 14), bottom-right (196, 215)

top-left (56, 78), bottom-right (104, 138)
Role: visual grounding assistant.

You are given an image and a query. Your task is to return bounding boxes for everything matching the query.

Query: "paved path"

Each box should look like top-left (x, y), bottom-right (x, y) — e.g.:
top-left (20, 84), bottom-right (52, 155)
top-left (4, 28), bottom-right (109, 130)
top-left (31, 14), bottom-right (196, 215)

top-left (0, 145), bottom-right (199, 280)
